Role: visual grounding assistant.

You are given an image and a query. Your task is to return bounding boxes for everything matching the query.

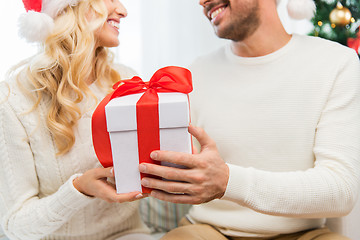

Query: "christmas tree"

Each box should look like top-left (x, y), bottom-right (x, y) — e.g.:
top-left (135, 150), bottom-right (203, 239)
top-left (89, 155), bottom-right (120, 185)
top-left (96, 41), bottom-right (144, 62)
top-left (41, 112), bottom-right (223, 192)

top-left (309, 0), bottom-right (360, 55)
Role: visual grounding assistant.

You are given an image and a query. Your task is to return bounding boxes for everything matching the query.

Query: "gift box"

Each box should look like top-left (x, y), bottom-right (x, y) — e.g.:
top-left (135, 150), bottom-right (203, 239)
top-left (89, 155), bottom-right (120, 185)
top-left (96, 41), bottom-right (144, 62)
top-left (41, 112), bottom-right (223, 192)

top-left (92, 67), bottom-right (193, 194)
top-left (106, 92), bottom-right (191, 194)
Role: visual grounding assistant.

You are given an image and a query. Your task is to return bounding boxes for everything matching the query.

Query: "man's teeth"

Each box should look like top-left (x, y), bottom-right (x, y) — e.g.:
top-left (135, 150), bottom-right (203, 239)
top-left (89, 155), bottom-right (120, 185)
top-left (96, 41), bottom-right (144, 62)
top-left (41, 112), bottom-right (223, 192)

top-left (211, 7), bottom-right (225, 20)
top-left (108, 20), bottom-right (119, 29)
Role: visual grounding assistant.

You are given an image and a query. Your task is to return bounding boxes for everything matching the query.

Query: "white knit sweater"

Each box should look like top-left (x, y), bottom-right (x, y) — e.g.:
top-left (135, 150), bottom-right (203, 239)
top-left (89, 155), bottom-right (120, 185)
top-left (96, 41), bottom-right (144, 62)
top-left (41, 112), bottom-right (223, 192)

top-left (188, 34), bottom-right (360, 237)
top-left (0, 64), bottom-right (149, 240)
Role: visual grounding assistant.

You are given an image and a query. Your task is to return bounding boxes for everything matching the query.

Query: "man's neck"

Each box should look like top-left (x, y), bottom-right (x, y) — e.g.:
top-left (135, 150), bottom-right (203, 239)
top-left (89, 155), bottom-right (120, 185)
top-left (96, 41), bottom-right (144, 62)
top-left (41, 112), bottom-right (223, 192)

top-left (231, 30), bottom-right (291, 58)
top-left (231, 3), bottom-right (292, 58)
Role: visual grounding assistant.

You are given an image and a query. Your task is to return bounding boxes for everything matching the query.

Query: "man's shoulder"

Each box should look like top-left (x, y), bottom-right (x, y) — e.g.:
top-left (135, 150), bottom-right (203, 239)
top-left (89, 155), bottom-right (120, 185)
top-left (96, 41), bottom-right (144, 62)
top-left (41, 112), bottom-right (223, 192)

top-left (295, 34), bottom-right (357, 59)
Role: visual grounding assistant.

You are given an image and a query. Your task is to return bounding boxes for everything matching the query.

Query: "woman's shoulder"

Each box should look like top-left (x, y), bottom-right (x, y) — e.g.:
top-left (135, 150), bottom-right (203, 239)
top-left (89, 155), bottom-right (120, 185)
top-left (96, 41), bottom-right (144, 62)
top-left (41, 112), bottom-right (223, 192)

top-left (0, 72), bottom-right (37, 117)
top-left (0, 77), bottom-right (20, 108)
top-left (112, 63), bottom-right (138, 79)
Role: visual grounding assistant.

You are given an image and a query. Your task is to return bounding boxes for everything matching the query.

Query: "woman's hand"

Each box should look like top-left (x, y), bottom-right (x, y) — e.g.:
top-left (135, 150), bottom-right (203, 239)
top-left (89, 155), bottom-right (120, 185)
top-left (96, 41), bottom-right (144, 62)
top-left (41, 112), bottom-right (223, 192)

top-left (73, 167), bottom-right (146, 203)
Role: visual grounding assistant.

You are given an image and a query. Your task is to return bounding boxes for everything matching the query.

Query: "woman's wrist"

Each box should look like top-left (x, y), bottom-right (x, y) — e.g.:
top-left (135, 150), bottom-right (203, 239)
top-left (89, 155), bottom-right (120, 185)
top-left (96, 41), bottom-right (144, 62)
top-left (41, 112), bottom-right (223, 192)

top-left (73, 176), bottom-right (94, 197)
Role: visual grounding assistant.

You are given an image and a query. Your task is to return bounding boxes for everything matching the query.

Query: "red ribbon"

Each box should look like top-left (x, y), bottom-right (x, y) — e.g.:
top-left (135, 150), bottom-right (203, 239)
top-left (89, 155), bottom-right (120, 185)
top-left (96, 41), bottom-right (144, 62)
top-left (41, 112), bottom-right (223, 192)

top-left (91, 66), bottom-right (192, 193)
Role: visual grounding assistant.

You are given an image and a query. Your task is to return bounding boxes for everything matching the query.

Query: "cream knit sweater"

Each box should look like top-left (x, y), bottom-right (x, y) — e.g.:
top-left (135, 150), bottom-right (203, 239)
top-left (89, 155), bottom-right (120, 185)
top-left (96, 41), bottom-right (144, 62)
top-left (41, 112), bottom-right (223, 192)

top-left (0, 64), bottom-right (149, 240)
top-left (188, 34), bottom-right (360, 237)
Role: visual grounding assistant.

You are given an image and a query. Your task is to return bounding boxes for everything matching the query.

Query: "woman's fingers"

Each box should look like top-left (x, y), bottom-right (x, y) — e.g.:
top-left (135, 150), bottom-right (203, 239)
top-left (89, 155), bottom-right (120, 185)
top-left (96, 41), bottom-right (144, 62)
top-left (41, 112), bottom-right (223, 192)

top-left (73, 167), bottom-right (147, 203)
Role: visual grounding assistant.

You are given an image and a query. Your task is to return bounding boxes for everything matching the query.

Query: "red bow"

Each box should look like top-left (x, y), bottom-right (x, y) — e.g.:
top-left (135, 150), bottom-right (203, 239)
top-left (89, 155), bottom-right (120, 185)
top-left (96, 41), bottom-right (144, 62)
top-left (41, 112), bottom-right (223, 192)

top-left (91, 66), bottom-right (192, 172)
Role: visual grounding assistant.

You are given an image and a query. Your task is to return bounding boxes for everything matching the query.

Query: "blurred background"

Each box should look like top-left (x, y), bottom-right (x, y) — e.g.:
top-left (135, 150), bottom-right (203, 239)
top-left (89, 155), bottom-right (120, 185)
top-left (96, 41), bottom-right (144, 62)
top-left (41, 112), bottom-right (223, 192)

top-left (0, 0), bottom-right (358, 81)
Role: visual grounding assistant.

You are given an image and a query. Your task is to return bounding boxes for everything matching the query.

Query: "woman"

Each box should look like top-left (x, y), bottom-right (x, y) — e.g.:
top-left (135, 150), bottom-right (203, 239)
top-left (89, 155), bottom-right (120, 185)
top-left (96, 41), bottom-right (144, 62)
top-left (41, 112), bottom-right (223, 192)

top-left (0, 0), bottom-right (153, 239)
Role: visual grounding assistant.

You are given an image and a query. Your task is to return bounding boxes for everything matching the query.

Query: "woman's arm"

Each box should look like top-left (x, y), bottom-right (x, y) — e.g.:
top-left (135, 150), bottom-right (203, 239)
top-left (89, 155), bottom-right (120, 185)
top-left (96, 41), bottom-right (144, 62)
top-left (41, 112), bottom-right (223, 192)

top-left (0, 100), bottom-right (95, 240)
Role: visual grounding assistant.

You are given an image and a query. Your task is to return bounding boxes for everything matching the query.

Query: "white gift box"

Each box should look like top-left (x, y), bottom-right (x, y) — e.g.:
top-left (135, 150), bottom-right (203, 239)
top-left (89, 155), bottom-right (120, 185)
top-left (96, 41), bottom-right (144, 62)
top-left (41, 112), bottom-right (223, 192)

top-left (105, 92), bottom-right (192, 194)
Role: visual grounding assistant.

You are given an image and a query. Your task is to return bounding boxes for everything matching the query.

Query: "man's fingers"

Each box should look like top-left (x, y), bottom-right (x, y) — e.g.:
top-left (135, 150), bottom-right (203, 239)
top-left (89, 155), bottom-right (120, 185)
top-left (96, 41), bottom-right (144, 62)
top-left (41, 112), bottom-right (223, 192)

top-left (139, 163), bottom-right (193, 182)
top-left (150, 151), bottom-right (197, 168)
top-left (188, 124), bottom-right (215, 150)
top-left (150, 190), bottom-right (202, 204)
top-left (141, 177), bottom-right (192, 194)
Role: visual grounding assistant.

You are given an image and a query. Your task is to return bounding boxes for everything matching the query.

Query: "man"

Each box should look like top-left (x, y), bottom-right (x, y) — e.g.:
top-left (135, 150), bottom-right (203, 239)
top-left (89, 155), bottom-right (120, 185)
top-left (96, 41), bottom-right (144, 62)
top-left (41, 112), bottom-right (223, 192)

top-left (139, 0), bottom-right (360, 239)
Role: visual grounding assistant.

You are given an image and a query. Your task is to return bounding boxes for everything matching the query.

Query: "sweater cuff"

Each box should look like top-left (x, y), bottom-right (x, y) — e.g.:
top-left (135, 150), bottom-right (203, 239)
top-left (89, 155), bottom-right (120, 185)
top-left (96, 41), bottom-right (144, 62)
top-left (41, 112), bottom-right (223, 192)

top-left (48, 174), bottom-right (95, 217)
top-left (221, 163), bottom-right (252, 204)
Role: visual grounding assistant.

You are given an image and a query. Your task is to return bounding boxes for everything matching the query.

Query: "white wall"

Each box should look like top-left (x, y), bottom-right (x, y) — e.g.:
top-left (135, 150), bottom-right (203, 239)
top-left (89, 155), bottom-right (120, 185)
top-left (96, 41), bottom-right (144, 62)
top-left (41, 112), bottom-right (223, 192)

top-left (0, 1), bottom-right (38, 81)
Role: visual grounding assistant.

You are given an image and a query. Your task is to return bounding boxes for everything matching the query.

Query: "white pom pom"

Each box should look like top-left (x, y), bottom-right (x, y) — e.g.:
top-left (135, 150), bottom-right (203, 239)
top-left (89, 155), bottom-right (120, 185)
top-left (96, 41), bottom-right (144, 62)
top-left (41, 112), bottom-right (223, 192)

top-left (18, 11), bottom-right (55, 43)
top-left (287, 0), bottom-right (316, 20)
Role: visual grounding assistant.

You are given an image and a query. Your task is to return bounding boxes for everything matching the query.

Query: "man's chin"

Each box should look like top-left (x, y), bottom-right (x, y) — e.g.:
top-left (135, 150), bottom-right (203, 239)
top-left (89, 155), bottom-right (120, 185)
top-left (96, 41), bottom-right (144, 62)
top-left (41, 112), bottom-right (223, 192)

top-left (214, 26), bottom-right (255, 42)
top-left (214, 30), bottom-right (244, 41)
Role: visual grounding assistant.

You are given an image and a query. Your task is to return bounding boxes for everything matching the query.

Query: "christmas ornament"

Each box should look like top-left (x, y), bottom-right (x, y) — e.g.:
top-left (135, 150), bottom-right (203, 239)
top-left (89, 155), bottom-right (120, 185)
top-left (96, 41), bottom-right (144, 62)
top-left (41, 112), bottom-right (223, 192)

top-left (329, 1), bottom-right (352, 27)
top-left (19, 0), bottom-right (82, 43)
top-left (277, 0), bottom-right (316, 20)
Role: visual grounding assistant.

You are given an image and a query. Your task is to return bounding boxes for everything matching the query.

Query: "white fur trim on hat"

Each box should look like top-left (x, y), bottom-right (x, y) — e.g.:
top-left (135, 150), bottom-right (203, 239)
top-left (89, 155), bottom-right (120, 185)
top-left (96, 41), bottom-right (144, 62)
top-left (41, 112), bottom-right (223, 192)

top-left (42, 0), bottom-right (82, 18)
top-left (18, 0), bottom-right (82, 43)
top-left (287, 0), bottom-right (316, 20)
top-left (277, 0), bottom-right (316, 20)
top-left (18, 11), bottom-right (54, 42)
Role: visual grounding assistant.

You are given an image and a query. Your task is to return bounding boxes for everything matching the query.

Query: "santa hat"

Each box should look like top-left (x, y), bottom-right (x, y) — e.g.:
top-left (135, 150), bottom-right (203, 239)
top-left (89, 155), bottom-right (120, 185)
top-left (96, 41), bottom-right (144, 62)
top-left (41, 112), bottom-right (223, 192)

top-left (19, 0), bottom-right (82, 43)
top-left (277, 0), bottom-right (316, 20)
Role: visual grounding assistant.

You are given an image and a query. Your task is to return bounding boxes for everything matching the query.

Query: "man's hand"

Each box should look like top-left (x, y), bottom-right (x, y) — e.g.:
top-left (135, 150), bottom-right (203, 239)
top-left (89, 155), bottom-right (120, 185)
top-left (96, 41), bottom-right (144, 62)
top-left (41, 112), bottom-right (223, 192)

top-left (139, 125), bottom-right (229, 204)
top-left (73, 167), bottom-right (146, 203)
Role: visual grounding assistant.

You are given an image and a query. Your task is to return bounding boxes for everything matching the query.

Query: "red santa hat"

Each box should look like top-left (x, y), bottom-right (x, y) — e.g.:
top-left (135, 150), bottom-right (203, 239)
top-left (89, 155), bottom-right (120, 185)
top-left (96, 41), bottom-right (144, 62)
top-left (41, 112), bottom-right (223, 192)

top-left (277, 0), bottom-right (316, 20)
top-left (19, 0), bottom-right (82, 43)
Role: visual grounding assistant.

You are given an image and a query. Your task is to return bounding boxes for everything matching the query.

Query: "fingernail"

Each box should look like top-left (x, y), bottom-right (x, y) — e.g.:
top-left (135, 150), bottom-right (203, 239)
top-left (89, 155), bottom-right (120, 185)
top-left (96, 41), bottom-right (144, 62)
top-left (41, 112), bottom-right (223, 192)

top-left (139, 164), bottom-right (146, 172)
top-left (141, 179), bottom-right (149, 187)
top-left (150, 152), bottom-right (158, 160)
top-left (135, 193), bottom-right (143, 199)
top-left (110, 167), bottom-right (114, 175)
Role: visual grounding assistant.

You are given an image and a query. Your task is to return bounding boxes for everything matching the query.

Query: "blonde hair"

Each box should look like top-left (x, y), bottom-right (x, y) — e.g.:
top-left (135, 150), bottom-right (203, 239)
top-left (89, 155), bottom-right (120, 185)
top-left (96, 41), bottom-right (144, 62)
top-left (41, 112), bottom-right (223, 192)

top-left (15, 0), bottom-right (121, 155)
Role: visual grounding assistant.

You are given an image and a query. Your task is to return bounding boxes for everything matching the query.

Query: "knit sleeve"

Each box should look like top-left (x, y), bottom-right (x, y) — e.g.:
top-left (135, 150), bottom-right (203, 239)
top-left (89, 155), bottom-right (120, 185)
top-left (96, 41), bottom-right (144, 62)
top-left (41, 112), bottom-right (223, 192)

top-left (222, 50), bottom-right (360, 218)
top-left (0, 98), bottom-right (95, 240)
